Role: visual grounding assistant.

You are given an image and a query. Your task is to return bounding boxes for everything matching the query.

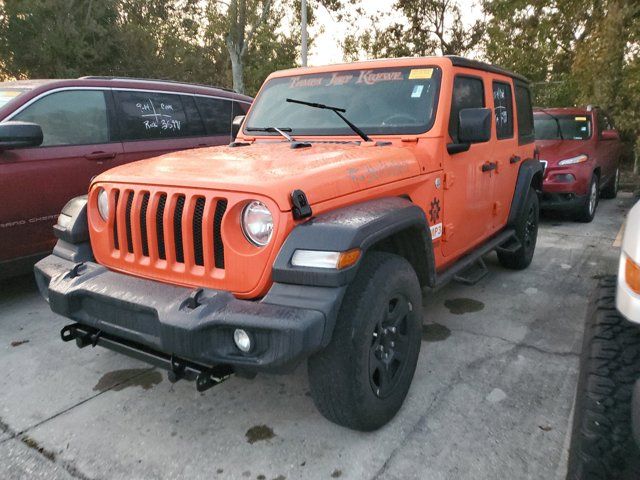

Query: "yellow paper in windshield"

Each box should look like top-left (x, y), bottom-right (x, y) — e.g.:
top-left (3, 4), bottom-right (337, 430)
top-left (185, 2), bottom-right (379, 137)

top-left (409, 68), bottom-right (433, 80)
top-left (575, 116), bottom-right (587, 121)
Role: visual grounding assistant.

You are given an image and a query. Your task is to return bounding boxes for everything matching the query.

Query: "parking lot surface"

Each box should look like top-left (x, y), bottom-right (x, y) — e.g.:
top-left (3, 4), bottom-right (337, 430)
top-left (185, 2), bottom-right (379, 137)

top-left (0, 193), bottom-right (634, 480)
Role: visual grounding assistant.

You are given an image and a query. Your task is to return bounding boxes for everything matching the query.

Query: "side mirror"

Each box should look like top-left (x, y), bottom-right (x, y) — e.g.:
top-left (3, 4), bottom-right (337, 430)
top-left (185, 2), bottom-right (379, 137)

top-left (458, 108), bottom-right (492, 144)
top-left (601, 129), bottom-right (619, 141)
top-left (0, 121), bottom-right (43, 150)
top-left (232, 115), bottom-right (245, 139)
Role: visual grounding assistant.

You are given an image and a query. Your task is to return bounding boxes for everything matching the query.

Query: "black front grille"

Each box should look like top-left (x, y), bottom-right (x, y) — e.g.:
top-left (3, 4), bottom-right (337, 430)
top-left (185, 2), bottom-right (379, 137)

top-left (192, 197), bottom-right (206, 266)
top-left (214, 199), bottom-right (228, 269)
top-left (173, 195), bottom-right (186, 263)
top-left (125, 191), bottom-right (134, 253)
top-left (108, 188), bottom-right (227, 271)
top-left (140, 192), bottom-right (150, 257)
top-left (156, 194), bottom-right (167, 260)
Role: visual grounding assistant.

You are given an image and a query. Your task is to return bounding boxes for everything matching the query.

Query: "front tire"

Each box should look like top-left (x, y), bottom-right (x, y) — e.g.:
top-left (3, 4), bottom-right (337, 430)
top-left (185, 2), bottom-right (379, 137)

top-left (567, 277), bottom-right (640, 480)
top-left (576, 175), bottom-right (600, 222)
top-left (497, 186), bottom-right (539, 270)
top-left (307, 252), bottom-right (423, 431)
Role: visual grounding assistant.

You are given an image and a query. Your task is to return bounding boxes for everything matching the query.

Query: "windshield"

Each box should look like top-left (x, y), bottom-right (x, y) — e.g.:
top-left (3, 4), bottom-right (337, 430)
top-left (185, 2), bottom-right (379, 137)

top-left (245, 66), bottom-right (441, 136)
top-left (0, 88), bottom-right (28, 109)
top-left (534, 114), bottom-right (592, 140)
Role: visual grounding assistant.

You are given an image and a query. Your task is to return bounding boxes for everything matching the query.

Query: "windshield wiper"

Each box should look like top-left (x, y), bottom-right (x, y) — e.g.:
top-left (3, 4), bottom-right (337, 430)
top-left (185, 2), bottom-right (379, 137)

top-left (286, 98), bottom-right (372, 142)
top-left (538, 109), bottom-right (564, 140)
top-left (246, 126), bottom-right (295, 142)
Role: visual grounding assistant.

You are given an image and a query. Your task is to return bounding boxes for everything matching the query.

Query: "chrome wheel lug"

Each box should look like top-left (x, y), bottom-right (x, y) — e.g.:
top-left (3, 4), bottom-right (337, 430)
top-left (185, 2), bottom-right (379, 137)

top-left (389, 327), bottom-right (396, 334)
top-left (390, 341), bottom-right (395, 348)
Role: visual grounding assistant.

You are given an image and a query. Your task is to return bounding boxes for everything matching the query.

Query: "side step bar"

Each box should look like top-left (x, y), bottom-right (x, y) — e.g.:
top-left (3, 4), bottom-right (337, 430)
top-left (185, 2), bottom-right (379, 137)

top-left (433, 229), bottom-right (517, 290)
top-left (60, 324), bottom-right (234, 392)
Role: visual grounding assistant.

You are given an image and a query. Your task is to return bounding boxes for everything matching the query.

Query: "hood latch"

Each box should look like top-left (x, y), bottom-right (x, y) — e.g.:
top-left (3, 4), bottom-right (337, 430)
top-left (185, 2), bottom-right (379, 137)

top-left (291, 190), bottom-right (312, 220)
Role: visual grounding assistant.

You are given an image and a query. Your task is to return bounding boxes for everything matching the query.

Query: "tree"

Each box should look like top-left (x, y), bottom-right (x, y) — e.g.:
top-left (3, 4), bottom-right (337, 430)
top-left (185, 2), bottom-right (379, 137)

top-left (342, 0), bottom-right (484, 61)
top-left (206, 0), bottom-right (273, 94)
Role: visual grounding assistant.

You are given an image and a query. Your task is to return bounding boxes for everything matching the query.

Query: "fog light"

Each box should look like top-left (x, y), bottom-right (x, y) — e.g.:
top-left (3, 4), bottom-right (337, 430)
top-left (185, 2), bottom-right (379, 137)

top-left (233, 329), bottom-right (252, 353)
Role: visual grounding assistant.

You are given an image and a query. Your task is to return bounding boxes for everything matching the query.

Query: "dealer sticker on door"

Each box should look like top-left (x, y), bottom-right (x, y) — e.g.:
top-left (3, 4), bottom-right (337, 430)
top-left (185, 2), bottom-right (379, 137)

top-left (430, 223), bottom-right (443, 240)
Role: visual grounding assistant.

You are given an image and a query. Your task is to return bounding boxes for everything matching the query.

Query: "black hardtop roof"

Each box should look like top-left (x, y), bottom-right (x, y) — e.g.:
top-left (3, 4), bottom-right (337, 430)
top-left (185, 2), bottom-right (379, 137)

top-left (446, 56), bottom-right (530, 84)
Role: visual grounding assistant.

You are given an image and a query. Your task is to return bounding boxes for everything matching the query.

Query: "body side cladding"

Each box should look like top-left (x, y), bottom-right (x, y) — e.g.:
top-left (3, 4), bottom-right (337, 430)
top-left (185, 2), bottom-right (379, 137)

top-left (507, 159), bottom-right (544, 227)
top-left (272, 196), bottom-right (436, 288)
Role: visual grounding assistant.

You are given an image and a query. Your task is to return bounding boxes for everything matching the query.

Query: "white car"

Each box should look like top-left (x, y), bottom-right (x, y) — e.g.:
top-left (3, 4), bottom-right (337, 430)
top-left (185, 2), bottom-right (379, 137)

top-left (617, 201), bottom-right (640, 322)
top-left (567, 201), bottom-right (640, 480)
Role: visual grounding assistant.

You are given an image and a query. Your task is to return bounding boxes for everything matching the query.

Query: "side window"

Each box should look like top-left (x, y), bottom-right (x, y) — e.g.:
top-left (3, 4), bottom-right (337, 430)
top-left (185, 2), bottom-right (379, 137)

top-left (449, 76), bottom-right (485, 143)
top-left (114, 91), bottom-right (192, 141)
top-left (180, 95), bottom-right (206, 136)
top-left (514, 83), bottom-right (534, 144)
top-left (13, 90), bottom-right (109, 147)
top-left (233, 101), bottom-right (250, 117)
top-left (492, 81), bottom-right (514, 140)
top-left (196, 97), bottom-right (233, 135)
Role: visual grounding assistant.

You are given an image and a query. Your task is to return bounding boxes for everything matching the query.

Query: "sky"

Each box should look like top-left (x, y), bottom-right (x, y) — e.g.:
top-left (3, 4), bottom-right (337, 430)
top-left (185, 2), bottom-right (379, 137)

top-left (307, 0), bottom-right (484, 66)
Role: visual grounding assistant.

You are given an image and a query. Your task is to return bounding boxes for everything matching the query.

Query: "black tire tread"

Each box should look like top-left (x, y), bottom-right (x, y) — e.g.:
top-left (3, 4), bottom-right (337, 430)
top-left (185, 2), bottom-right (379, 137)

top-left (567, 276), bottom-right (640, 480)
top-left (307, 251), bottom-right (422, 431)
top-left (497, 186), bottom-right (538, 270)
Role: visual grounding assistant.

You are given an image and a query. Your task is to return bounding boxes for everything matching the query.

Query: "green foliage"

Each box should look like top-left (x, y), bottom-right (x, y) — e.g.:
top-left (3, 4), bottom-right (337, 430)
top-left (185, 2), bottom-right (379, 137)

top-left (342, 0), bottom-right (484, 60)
top-left (0, 0), bottom-right (299, 95)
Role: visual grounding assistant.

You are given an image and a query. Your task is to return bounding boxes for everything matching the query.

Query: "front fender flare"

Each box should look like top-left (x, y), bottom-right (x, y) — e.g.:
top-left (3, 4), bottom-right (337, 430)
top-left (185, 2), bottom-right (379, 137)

top-left (272, 196), bottom-right (435, 288)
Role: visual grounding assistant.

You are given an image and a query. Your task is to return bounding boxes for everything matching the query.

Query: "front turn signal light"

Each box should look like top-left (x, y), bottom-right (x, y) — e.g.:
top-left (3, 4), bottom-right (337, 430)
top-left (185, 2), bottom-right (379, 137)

top-left (291, 248), bottom-right (361, 270)
top-left (625, 257), bottom-right (640, 294)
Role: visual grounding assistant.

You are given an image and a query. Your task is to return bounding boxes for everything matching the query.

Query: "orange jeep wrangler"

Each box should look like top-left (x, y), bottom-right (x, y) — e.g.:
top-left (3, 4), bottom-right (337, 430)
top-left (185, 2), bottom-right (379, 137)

top-left (35, 56), bottom-right (543, 431)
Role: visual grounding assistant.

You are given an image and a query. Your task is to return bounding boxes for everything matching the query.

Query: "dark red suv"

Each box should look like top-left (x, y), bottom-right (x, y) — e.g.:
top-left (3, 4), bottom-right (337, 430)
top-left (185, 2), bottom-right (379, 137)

top-left (0, 77), bottom-right (252, 278)
top-left (534, 106), bottom-right (621, 222)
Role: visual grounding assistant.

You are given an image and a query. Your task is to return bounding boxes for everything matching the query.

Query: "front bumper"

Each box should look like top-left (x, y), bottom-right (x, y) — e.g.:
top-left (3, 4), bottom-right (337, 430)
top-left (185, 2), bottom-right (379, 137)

top-left (35, 254), bottom-right (342, 374)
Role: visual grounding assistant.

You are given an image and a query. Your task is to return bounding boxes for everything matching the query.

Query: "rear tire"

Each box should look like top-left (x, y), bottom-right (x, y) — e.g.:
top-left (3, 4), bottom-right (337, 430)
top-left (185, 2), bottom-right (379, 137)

top-left (601, 168), bottom-right (619, 199)
top-left (497, 186), bottom-right (538, 270)
top-left (567, 277), bottom-right (640, 480)
top-left (307, 252), bottom-right (422, 431)
top-left (576, 175), bottom-right (600, 222)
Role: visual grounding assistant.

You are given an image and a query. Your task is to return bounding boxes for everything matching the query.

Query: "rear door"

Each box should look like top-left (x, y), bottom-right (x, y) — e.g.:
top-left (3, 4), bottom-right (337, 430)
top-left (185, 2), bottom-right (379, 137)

top-left (0, 88), bottom-right (122, 262)
top-left (195, 95), bottom-right (234, 143)
top-left (490, 79), bottom-right (526, 230)
top-left (442, 74), bottom-right (495, 258)
top-left (112, 90), bottom-right (214, 165)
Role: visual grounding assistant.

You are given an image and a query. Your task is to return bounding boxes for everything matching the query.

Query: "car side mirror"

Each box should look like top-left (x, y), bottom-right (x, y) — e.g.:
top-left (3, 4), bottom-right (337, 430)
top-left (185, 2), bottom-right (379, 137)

top-left (232, 115), bottom-right (245, 139)
top-left (601, 129), bottom-right (619, 141)
top-left (458, 108), bottom-right (492, 144)
top-left (0, 121), bottom-right (43, 150)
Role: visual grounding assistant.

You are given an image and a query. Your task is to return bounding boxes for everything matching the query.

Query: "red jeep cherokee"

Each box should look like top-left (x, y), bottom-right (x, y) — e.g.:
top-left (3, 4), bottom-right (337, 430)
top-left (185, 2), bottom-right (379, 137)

top-left (0, 77), bottom-right (252, 279)
top-left (534, 106), bottom-right (621, 222)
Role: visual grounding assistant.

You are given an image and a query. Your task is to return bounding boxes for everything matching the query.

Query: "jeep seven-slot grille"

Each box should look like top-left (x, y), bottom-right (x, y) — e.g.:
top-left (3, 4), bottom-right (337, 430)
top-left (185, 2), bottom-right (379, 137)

top-left (110, 189), bottom-right (227, 270)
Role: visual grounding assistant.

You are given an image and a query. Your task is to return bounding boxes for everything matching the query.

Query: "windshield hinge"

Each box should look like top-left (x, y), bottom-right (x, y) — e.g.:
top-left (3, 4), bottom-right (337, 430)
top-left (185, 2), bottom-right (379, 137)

top-left (291, 190), bottom-right (312, 220)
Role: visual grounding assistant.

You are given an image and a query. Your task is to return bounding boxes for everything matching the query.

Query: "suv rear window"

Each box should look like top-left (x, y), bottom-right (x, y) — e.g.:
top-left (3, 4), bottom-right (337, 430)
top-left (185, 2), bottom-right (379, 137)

top-left (13, 90), bottom-right (109, 146)
top-left (115, 91), bottom-right (204, 141)
top-left (515, 84), bottom-right (534, 144)
top-left (449, 76), bottom-right (485, 143)
top-left (196, 97), bottom-right (232, 135)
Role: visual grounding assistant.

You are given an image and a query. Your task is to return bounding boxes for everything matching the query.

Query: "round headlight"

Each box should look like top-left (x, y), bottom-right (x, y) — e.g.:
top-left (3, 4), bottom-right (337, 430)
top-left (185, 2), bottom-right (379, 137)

top-left (97, 188), bottom-right (109, 221)
top-left (241, 200), bottom-right (273, 246)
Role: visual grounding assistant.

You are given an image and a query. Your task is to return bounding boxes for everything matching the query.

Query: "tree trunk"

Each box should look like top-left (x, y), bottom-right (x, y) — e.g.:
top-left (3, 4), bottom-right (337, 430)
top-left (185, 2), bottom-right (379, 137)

top-left (229, 49), bottom-right (244, 94)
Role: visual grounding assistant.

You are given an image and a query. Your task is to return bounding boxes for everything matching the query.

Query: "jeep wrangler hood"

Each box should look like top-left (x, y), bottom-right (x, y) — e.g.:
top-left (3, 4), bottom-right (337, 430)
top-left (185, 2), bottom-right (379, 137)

top-left (94, 142), bottom-right (421, 210)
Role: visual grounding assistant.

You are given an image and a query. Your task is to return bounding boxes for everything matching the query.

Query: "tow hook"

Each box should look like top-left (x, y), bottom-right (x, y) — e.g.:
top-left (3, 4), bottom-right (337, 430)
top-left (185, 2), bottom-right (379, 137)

top-left (59, 323), bottom-right (234, 393)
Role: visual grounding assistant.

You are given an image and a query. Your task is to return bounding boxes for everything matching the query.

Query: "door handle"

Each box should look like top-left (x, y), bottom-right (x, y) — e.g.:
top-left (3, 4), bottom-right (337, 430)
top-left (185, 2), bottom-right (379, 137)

top-left (510, 155), bottom-right (521, 164)
top-left (85, 151), bottom-right (116, 161)
top-left (482, 162), bottom-right (497, 172)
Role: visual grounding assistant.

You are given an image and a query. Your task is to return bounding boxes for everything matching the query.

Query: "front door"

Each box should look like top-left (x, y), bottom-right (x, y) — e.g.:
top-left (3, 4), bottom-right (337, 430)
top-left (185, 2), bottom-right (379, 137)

top-left (442, 75), bottom-right (495, 258)
top-left (0, 89), bottom-right (122, 262)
